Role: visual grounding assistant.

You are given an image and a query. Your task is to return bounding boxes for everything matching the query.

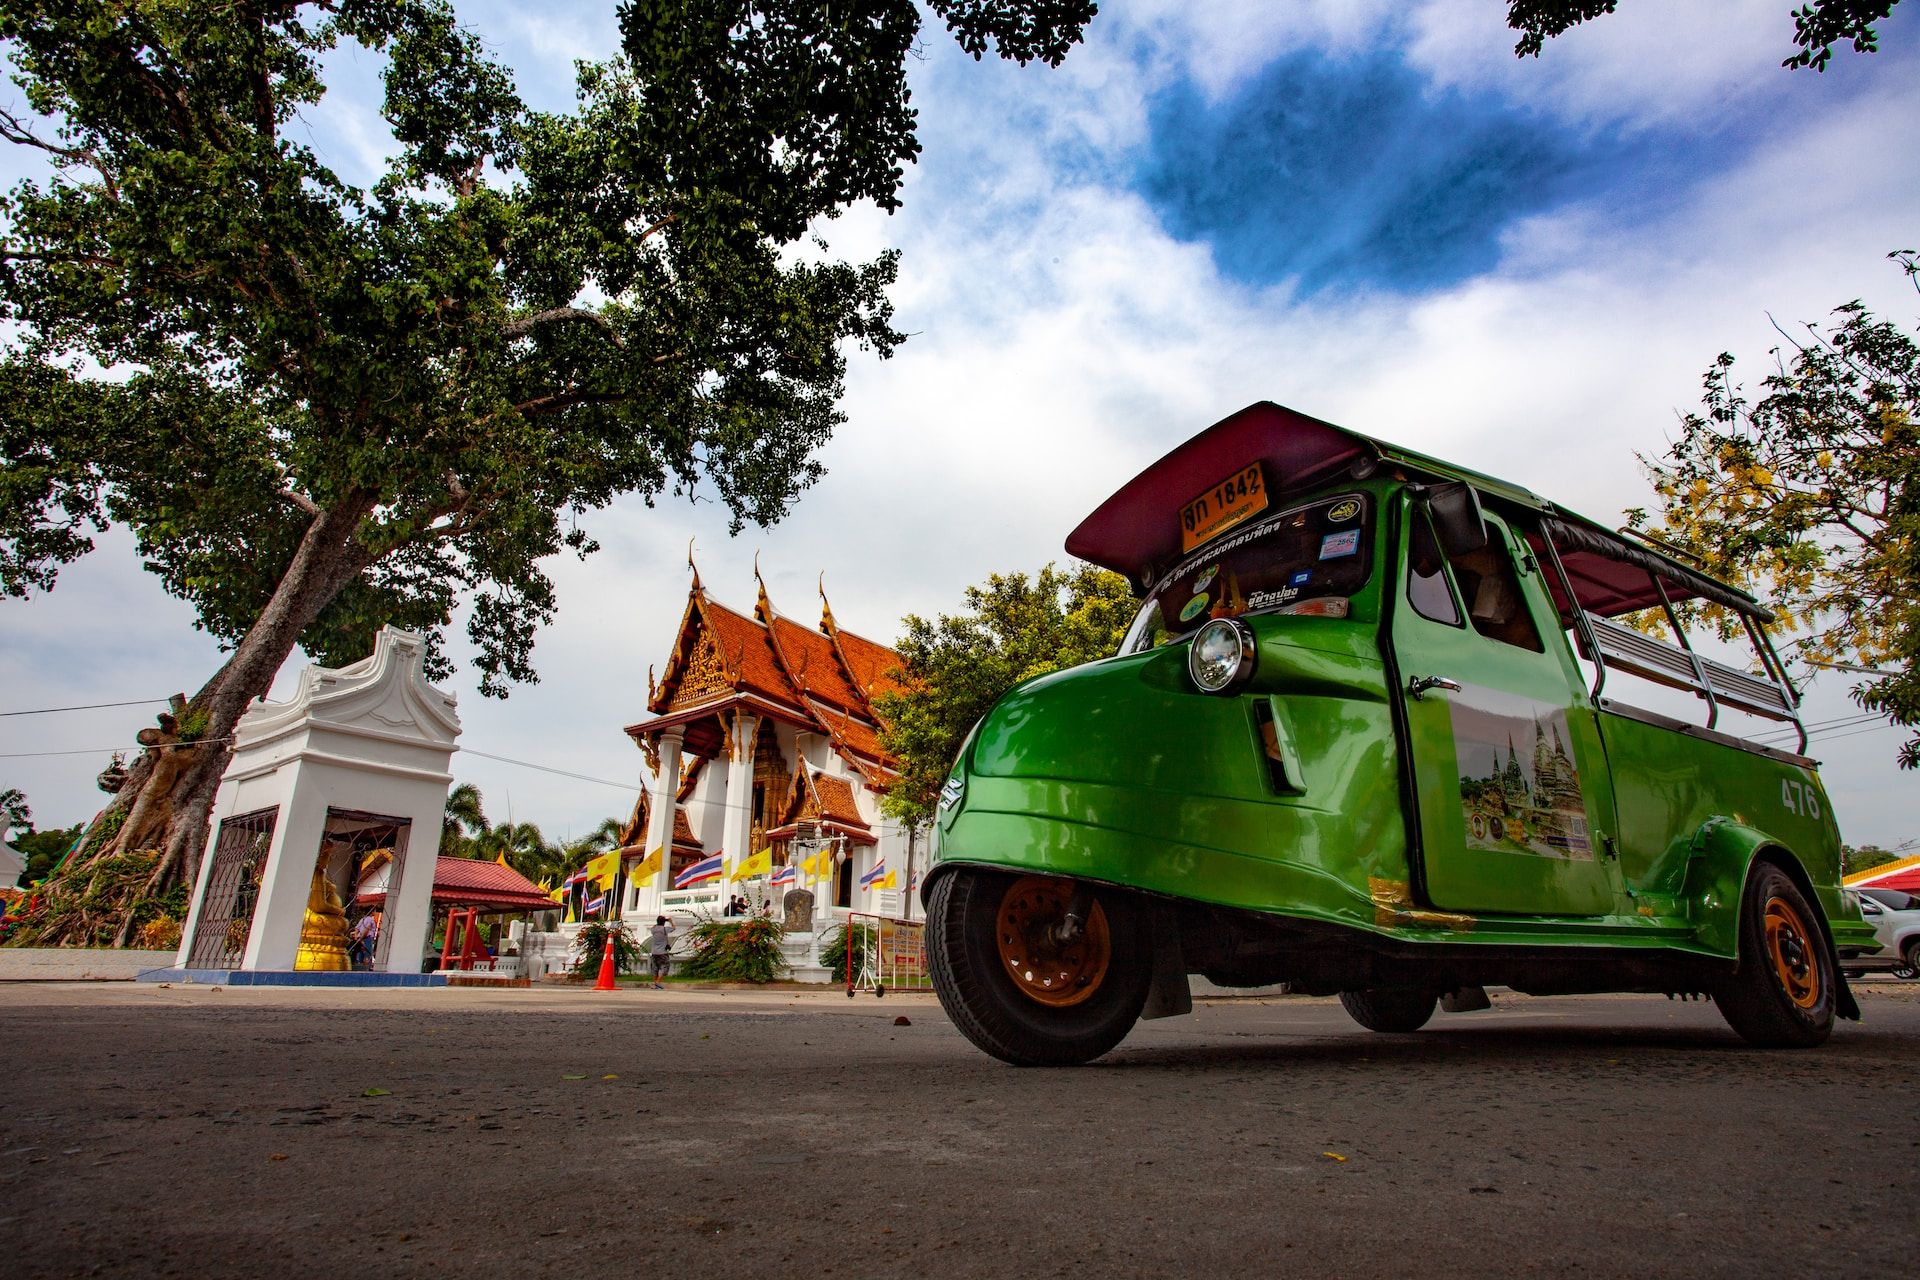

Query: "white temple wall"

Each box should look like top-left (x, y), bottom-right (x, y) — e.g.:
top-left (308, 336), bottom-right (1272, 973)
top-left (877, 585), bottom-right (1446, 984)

top-left (690, 755), bottom-right (726, 855)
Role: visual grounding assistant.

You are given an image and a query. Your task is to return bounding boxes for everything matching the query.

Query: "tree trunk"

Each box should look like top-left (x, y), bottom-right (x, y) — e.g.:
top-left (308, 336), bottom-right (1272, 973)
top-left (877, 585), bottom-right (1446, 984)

top-left (95, 500), bottom-right (377, 909)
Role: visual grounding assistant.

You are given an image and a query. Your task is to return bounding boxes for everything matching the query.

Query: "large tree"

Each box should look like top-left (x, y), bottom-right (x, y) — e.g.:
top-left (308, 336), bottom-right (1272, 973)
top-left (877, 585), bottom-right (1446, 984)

top-left (1506, 0), bottom-right (1901, 70)
top-left (1627, 253), bottom-right (1920, 767)
top-left (0, 0), bottom-right (1098, 931)
top-left (875, 562), bottom-right (1135, 827)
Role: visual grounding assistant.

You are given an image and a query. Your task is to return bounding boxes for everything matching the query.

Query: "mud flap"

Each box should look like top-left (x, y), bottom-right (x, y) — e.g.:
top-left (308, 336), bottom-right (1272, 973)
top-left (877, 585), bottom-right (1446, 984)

top-left (1835, 955), bottom-right (1861, 1022)
top-left (1140, 904), bottom-right (1191, 1021)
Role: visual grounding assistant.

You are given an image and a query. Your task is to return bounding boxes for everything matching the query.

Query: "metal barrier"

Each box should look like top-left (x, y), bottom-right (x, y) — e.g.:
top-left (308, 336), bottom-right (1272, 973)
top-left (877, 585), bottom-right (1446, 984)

top-left (844, 912), bottom-right (931, 997)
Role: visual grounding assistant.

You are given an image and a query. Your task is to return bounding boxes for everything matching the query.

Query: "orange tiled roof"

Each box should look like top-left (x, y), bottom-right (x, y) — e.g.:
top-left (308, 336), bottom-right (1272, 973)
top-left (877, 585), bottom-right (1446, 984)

top-left (834, 627), bottom-right (909, 704)
top-left (769, 614), bottom-right (865, 713)
top-left (810, 773), bottom-right (869, 830)
top-left (618, 793), bottom-right (705, 854)
top-left (636, 571), bottom-right (905, 783)
top-left (812, 702), bottom-right (894, 768)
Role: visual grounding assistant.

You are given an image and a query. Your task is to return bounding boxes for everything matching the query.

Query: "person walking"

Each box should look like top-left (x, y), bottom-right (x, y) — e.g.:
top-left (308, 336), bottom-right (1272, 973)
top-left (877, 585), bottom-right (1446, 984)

top-left (647, 914), bottom-right (674, 989)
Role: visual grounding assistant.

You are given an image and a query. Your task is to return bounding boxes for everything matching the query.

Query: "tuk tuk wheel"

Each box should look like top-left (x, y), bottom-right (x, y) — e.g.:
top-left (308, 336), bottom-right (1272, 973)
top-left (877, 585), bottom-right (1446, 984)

top-left (1338, 989), bottom-right (1437, 1033)
top-left (927, 868), bottom-right (1151, 1067)
top-left (1713, 862), bottom-right (1835, 1048)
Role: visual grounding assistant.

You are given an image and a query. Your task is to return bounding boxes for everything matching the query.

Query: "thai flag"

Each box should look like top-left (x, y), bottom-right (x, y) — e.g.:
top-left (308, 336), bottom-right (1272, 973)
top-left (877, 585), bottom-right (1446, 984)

top-left (859, 859), bottom-right (887, 889)
top-left (583, 891), bottom-right (607, 915)
top-left (673, 853), bottom-right (724, 889)
top-left (563, 867), bottom-right (589, 889)
top-left (770, 864), bottom-right (797, 887)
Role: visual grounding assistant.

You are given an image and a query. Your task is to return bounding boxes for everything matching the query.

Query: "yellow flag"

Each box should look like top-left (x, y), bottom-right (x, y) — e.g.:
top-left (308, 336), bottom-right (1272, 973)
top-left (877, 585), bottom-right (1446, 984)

top-left (733, 848), bottom-right (773, 880)
top-left (629, 847), bottom-right (663, 881)
top-left (585, 849), bottom-right (621, 888)
top-left (877, 870), bottom-right (898, 891)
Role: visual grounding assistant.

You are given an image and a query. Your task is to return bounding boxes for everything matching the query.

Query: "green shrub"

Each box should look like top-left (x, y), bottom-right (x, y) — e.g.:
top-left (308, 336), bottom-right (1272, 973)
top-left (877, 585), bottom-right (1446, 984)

top-left (569, 920), bottom-right (641, 978)
top-left (680, 916), bottom-right (789, 983)
top-left (819, 922), bottom-right (874, 983)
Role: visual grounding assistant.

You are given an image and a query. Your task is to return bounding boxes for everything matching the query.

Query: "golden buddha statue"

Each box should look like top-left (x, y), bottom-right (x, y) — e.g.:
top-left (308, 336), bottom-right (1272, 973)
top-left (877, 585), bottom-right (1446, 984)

top-left (294, 870), bottom-right (353, 971)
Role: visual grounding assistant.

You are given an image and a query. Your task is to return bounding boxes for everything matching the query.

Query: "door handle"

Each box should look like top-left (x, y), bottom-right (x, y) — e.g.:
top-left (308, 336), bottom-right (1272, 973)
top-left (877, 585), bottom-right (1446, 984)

top-left (1408, 674), bottom-right (1462, 700)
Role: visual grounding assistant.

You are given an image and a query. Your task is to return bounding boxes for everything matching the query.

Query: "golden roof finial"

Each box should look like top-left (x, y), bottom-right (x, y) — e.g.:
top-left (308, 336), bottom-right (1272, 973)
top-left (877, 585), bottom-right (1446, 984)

top-left (687, 538), bottom-right (702, 593)
top-left (754, 551), bottom-right (774, 625)
top-left (818, 571), bottom-right (836, 634)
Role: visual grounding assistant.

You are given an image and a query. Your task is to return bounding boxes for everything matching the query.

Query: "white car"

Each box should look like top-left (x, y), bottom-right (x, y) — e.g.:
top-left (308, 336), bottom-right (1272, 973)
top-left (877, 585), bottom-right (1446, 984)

top-left (1840, 887), bottom-right (1920, 978)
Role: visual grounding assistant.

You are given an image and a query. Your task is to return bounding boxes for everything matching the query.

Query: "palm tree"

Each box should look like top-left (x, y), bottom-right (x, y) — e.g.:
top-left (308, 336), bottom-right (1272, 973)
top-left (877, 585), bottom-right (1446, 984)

top-left (442, 783), bottom-right (490, 857)
top-left (475, 821), bottom-right (563, 883)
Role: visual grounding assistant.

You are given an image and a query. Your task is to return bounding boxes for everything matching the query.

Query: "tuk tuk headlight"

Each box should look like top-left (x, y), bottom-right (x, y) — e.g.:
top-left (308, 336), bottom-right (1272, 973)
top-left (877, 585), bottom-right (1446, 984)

top-left (1188, 618), bottom-right (1256, 694)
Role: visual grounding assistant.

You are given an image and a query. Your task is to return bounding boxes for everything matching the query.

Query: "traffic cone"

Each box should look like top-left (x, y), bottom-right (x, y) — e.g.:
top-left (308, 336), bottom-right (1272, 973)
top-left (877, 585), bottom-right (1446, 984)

top-left (593, 937), bottom-right (618, 991)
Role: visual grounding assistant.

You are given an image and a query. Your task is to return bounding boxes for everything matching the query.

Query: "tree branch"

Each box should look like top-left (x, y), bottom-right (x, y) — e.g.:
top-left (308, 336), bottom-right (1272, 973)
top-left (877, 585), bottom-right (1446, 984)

top-left (501, 306), bottom-right (625, 348)
top-left (277, 488), bottom-right (320, 516)
top-left (0, 108), bottom-right (120, 201)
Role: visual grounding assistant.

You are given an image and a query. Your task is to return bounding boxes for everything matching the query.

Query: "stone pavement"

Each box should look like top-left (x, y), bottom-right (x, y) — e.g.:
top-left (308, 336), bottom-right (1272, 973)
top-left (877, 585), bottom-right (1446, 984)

top-left (0, 947), bottom-right (175, 980)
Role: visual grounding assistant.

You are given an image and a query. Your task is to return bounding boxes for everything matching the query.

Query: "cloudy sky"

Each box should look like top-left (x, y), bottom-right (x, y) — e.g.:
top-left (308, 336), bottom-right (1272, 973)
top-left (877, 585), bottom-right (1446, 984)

top-left (4, 1), bottom-right (1917, 848)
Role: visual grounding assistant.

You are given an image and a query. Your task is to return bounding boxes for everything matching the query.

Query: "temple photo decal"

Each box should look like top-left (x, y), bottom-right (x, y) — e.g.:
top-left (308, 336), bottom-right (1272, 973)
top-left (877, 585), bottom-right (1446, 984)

top-left (1448, 688), bottom-right (1592, 861)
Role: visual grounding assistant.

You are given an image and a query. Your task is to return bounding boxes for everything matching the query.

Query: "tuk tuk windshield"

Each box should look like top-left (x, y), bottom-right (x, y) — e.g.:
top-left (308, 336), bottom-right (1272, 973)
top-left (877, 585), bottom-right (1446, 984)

top-left (1121, 492), bottom-right (1373, 653)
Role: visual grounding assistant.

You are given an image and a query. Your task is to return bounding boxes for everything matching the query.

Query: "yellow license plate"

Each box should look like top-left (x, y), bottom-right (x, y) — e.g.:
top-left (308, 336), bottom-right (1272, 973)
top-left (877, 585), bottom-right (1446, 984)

top-left (1180, 462), bottom-right (1267, 552)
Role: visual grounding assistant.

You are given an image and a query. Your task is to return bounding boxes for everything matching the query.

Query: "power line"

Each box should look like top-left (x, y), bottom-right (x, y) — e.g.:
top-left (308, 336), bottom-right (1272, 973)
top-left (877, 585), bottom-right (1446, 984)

top-left (0, 737), bottom-right (232, 759)
top-left (0, 697), bottom-right (167, 717)
top-left (459, 748), bottom-right (638, 793)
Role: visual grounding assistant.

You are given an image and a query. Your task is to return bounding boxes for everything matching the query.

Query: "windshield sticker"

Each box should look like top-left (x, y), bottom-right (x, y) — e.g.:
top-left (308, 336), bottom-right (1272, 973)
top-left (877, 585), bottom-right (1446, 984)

top-left (1248, 586), bottom-right (1300, 609)
top-left (1448, 687), bottom-right (1592, 860)
top-left (1327, 499), bottom-right (1361, 523)
top-left (1178, 593), bottom-right (1211, 622)
top-left (1319, 530), bottom-right (1360, 559)
top-left (1289, 570), bottom-right (1311, 586)
top-left (1192, 565), bottom-right (1219, 593)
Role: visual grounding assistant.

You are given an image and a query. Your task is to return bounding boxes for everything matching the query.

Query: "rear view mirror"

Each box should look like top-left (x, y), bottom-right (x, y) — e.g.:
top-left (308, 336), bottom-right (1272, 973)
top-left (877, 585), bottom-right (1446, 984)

top-left (1424, 482), bottom-right (1487, 557)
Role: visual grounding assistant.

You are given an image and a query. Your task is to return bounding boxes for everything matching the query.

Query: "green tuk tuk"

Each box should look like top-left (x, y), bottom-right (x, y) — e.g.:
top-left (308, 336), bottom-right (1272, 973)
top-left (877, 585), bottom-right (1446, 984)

top-left (924, 402), bottom-right (1876, 1065)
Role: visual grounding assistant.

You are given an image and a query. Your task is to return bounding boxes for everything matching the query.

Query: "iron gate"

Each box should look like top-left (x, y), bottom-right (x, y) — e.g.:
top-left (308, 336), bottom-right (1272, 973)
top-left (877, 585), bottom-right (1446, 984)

top-left (186, 807), bottom-right (277, 969)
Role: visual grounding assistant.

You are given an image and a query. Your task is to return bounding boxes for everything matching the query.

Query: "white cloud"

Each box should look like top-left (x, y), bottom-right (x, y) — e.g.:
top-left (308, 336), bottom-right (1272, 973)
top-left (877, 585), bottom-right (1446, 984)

top-left (1407, 0), bottom-right (1827, 131)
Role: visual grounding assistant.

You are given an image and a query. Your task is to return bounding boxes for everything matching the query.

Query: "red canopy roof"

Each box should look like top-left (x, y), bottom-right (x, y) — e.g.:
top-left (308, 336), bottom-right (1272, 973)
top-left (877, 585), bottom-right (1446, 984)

top-left (356, 855), bottom-right (556, 913)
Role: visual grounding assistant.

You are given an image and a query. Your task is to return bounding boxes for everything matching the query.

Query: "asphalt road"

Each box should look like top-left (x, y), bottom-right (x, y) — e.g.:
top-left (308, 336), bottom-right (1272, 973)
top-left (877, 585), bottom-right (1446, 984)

top-left (2, 981), bottom-right (1916, 1278)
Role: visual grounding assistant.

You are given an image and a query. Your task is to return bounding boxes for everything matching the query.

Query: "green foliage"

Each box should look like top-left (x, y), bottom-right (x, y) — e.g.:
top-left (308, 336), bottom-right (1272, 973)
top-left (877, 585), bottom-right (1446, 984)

top-left (1628, 255), bottom-right (1920, 767)
top-left (680, 915), bottom-right (789, 983)
top-left (1843, 844), bottom-right (1902, 876)
top-left (1, 786), bottom-right (28, 834)
top-left (0, 0), bottom-right (1094, 698)
top-left (11, 823), bottom-right (80, 884)
top-left (439, 780), bottom-right (623, 890)
top-left (1505, 0), bottom-right (1900, 69)
top-left (569, 919), bottom-right (641, 978)
top-left (819, 922), bottom-right (874, 982)
top-left (874, 562), bottom-right (1137, 825)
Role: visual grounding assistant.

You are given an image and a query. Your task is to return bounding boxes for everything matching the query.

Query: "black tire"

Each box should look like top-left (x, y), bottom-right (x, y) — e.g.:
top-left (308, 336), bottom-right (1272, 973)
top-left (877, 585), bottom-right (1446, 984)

top-left (1713, 862), bottom-right (1836, 1048)
top-left (927, 868), bottom-right (1152, 1067)
top-left (1339, 988), bottom-right (1437, 1033)
top-left (875, 983), bottom-right (886, 999)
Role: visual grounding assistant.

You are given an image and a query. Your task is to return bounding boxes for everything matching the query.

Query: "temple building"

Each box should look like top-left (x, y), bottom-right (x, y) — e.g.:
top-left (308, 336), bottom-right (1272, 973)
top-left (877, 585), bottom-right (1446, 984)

top-left (615, 563), bottom-right (918, 924)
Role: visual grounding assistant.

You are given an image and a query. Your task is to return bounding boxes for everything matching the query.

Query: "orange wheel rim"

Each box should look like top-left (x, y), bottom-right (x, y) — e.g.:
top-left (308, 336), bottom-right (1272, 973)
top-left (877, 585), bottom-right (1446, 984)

top-left (1763, 896), bottom-right (1822, 1009)
top-left (994, 876), bottom-right (1111, 1008)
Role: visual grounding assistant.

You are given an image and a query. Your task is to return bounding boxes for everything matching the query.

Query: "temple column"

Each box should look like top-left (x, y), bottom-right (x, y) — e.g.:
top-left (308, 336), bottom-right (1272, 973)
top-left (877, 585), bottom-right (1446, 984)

top-left (722, 713), bottom-right (760, 905)
top-left (644, 728), bottom-right (684, 915)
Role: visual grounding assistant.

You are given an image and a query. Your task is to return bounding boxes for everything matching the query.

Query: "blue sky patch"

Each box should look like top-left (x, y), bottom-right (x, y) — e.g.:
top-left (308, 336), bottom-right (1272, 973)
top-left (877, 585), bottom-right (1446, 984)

top-left (1133, 52), bottom-right (1703, 295)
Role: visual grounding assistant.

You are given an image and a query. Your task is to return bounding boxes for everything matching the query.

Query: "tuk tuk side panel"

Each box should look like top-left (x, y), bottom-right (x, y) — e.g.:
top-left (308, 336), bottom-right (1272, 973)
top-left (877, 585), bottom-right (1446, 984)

top-left (1597, 711), bottom-right (1866, 957)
